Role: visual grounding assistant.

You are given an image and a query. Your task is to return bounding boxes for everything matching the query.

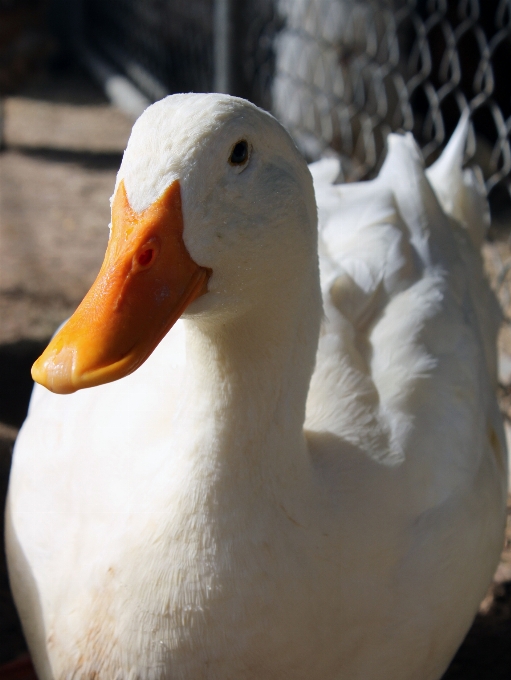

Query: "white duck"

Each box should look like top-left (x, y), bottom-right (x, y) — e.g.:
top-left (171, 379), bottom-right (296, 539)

top-left (5, 95), bottom-right (508, 680)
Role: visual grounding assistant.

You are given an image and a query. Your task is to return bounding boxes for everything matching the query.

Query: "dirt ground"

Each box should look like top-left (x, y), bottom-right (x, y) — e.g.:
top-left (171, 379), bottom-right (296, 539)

top-left (0, 64), bottom-right (510, 678)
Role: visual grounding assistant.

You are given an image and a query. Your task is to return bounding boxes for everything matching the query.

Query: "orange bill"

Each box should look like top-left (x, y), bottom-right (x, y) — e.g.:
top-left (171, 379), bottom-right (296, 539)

top-left (32, 179), bottom-right (211, 394)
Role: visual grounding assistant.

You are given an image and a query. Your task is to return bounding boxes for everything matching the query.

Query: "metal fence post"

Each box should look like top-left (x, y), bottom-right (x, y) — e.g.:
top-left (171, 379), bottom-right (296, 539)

top-left (214, 0), bottom-right (232, 94)
top-left (214, 0), bottom-right (250, 97)
top-left (0, 98), bottom-right (4, 151)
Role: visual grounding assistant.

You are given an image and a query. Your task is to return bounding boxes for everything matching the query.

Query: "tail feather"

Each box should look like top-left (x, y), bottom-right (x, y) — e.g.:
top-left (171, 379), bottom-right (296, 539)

top-left (426, 112), bottom-right (489, 247)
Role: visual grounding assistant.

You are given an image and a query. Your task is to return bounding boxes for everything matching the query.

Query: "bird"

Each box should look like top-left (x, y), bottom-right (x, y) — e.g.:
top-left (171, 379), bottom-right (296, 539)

top-left (5, 94), bottom-right (508, 680)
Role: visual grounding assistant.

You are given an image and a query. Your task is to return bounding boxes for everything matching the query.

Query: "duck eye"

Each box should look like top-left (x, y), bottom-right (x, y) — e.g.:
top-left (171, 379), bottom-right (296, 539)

top-left (229, 140), bottom-right (249, 165)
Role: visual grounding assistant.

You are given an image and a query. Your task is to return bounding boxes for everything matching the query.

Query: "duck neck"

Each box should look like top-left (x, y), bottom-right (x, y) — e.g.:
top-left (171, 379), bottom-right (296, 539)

top-left (181, 264), bottom-right (322, 481)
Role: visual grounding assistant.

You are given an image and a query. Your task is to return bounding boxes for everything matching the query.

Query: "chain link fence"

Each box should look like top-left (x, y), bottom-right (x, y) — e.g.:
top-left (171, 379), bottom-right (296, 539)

top-left (84, 0), bottom-right (213, 97)
top-left (82, 0), bottom-right (282, 107)
top-left (81, 0), bottom-right (511, 212)
top-left (273, 0), bottom-right (511, 206)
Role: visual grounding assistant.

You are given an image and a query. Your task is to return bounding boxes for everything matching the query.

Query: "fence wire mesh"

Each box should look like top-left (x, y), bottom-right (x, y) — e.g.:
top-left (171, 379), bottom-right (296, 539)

top-left (273, 0), bottom-right (511, 208)
top-left (82, 0), bottom-right (511, 211)
top-left (85, 0), bottom-right (214, 97)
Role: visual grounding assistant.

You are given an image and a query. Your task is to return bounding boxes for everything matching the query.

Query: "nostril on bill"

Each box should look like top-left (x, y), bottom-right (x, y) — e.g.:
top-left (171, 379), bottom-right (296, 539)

top-left (138, 248), bottom-right (155, 267)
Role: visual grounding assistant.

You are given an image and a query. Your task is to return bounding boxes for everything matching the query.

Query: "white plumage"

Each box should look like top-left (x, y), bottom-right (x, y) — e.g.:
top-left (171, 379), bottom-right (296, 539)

top-left (6, 94), bottom-right (508, 680)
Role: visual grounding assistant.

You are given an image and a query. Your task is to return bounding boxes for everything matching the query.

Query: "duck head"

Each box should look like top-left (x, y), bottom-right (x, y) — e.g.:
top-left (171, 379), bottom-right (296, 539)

top-left (32, 94), bottom-right (317, 394)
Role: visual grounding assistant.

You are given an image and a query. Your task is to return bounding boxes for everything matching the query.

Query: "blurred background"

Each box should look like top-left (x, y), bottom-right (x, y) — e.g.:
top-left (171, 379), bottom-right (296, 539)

top-left (0, 0), bottom-right (510, 677)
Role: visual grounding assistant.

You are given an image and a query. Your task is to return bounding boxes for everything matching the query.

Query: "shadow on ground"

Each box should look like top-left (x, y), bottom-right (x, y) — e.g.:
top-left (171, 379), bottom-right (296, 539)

top-left (443, 580), bottom-right (511, 679)
top-left (0, 340), bottom-right (48, 428)
top-left (12, 147), bottom-right (124, 171)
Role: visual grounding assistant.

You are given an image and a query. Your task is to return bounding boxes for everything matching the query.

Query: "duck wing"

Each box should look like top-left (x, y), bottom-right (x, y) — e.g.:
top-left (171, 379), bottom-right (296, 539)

top-left (307, 120), bottom-right (506, 512)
